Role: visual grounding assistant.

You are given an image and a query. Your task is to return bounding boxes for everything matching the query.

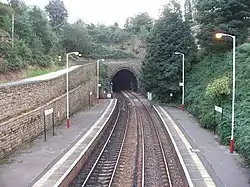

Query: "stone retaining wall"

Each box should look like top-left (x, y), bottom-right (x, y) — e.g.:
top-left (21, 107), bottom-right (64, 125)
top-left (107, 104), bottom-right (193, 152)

top-left (0, 63), bottom-right (97, 158)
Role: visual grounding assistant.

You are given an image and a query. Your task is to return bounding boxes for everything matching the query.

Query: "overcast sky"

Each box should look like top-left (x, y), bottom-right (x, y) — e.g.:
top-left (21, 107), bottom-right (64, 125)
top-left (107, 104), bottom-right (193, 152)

top-left (1, 0), bottom-right (185, 26)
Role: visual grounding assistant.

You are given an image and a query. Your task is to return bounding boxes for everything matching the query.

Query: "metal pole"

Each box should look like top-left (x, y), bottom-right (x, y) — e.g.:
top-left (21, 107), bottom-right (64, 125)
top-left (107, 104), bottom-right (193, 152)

top-left (66, 54), bottom-right (70, 128)
top-left (44, 112), bottom-right (46, 142)
top-left (182, 54), bottom-right (185, 111)
top-left (97, 60), bottom-right (100, 103)
top-left (52, 112), bottom-right (55, 136)
top-left (213, 107), bottom-right (216, 135)
top-left (11, 13), bottom-right (14, 47)
top-left (230, 36), bottom-right (236, 153)
top-left (89, 92), bottom-right (91, 109)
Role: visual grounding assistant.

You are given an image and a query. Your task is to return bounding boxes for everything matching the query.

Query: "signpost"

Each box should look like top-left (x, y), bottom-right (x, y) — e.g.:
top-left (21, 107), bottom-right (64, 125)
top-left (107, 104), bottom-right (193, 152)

top-left (43, 108), bottom-right (55, 142)
top-left (147, 92), bottom-right (152, 101)
top-left (214, 105), bottom-right (223, 135)
top-left (215, 106), bottom-right (223, 113)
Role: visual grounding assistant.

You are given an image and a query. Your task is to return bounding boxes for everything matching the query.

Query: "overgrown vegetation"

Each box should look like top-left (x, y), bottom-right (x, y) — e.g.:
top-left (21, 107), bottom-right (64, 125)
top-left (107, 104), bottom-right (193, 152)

top-left (196, 0), bottom-right (250, 50)
top-left (141, 0), bottom-right (197, 102)
top-left (0, 0), bottom-right (151, 74)
top-left (186, 43), bottom-right (250, 163)
top-left (141, 0), bottom-right (250, 165)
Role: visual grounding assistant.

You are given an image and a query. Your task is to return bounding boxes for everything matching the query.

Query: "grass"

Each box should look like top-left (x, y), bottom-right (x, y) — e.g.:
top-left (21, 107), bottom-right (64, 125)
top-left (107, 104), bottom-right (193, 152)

top-left (0, 65), bottom-right (64, 84)
top-left (25, 65), bottom-right (63, 78)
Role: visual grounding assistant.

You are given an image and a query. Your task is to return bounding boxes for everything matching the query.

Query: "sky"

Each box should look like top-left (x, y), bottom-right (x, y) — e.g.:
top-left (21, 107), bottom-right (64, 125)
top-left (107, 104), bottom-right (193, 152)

top-left (1, 0), bottom-right (185, 26)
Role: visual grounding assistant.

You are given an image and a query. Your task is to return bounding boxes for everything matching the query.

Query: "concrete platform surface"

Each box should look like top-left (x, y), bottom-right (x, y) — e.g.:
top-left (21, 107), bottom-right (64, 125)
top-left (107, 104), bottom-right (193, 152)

top-left (161, 106), bottom-right (250, 187)
top-left (0, 99), bottom-right (112, 187)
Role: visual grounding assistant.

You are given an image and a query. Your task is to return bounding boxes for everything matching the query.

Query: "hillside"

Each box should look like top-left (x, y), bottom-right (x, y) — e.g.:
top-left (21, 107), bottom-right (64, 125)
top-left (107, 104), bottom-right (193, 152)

top-left (185, 43), bottom-right (250, 163)
top-left (0, 1), bottom-right (149, 82)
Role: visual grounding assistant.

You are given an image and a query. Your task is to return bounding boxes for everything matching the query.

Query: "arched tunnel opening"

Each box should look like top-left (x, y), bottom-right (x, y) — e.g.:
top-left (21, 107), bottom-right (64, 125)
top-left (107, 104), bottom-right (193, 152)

top-left (112, 69), bottom-right (138, 92)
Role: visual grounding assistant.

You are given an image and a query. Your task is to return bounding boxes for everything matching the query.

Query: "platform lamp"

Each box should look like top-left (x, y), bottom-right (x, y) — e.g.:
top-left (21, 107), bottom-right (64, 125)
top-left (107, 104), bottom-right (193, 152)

top-left (215, 33), bottom-right (236, 153)
top-left (97, 59), bottom-right (105, 103)
top-left (174, 52), bottom-right (185, 111)
top-left (66, 52), bottom-right (81, 128)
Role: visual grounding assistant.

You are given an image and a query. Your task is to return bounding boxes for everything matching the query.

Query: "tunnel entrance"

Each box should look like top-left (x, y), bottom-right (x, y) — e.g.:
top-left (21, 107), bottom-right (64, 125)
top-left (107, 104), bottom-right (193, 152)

top-left (112, 69), bottom-right (138, 92)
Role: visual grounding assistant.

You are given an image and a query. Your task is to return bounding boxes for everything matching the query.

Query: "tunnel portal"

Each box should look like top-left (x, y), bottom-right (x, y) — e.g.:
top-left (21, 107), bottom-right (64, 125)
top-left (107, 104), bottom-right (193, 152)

top-left (112, 69), bottom-right (138, 92)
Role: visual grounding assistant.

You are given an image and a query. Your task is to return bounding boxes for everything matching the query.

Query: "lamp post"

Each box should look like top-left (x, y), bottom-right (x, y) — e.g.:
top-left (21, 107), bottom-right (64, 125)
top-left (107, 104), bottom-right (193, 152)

top-left (175, 52), bottom-right (185, 111)
top-left (216, 33), bottom-right (236, 153)
top-left (66, 52), bottom-right (81, 128)
top-left (110, 82), bottom-right (113, 93)
top-left (97, 59), bottom-right (105, 103)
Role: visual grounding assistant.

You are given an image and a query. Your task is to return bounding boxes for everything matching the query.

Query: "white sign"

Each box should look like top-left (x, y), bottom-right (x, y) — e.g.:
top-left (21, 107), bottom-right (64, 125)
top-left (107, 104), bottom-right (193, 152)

top-left (148, 92), bottom-right (152, 101)
top-left (44, 108), bottom-right (53, 116)
top-left (107, 93), bottom-right (111, 98)
top-left (98, 84), bottom-right (102, 87)
top-left (89, 92), bottom-right (92, 95)
top-left (170, 93), bottom-right (173, 97)
top-left (215, 106), bottom-right (223, 113)
top-left (179, 82), bottom-right (184, 87)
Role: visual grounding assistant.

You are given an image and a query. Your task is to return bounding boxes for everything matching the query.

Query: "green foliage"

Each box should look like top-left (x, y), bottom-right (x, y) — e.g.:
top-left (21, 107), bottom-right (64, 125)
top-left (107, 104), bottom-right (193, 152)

top-left (87, 23), bottom-right (131, 45)
top-left (186, 43), bottom-right (250, 164)
top-left (196, 0), bottom-right (250, 50)
top-left (25, 66), bottom-right (61, 78)
top-left (62, 22), bottom-right (92, 54)
top-left (0, 1), bottom-right (141, 73)
top-left (99, 63), bottom-right (109, 90)
top-left (86, 44), bottom-right (134, 59)
top-left (0, 2), bottom-right (13, 32)
top-left (45, 0), bottom-right (68, 27)
top-left (124, 12), bottom-right (153, 34)
top-left (141, 0), bottom-right (197, 102)
top-left (184, 0), bottom-right (193, 25)
top-left (29, 6), bottom-right (54, 54)
top-left (205, 76), bottom-right (230, 104)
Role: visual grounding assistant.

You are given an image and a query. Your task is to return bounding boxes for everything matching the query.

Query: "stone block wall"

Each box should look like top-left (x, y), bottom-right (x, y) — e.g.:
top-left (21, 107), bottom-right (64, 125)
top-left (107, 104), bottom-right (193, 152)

top-left (0, 63), bottom-right (97, 158)
top-left (0, 64), bottom-right (96, 122)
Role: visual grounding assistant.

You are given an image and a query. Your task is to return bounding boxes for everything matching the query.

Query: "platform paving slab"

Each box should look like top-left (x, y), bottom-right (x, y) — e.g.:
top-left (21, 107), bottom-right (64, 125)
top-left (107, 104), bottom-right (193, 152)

top-left (0, 99), bottom-right (111, 187)
top-left (33, 99), bottom-right (117, 187)
top-left (162, 106), bottom-right (250, 187)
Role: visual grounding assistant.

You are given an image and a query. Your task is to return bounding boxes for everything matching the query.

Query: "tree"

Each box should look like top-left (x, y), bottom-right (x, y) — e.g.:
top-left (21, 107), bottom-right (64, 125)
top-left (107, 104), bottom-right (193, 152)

top-left (141, 0), bottom-right (197, 102)
top-left (196, 0), bottom-right (250, 50)
top-left (29, 6), bottom-right (54, 54)
top-left (124, 12), bottom-right (153, 34)
top-left (0, 2), bottom-right (13, 32)
top-left (184, 0), bottom-right (193, 24)
top-left (8, 0), bottom-right (20, 11)
top-left (62, 22), bottom-right (92, 54)
top-left (45, 0), bottom-right (68, 27)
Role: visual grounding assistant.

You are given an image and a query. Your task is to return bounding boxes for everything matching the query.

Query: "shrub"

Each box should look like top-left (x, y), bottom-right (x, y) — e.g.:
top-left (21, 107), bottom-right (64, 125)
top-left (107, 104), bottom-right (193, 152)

top-left (186, 43), bottom-right (250, 165)
top-left (205, 76), bottom-right (230, 104)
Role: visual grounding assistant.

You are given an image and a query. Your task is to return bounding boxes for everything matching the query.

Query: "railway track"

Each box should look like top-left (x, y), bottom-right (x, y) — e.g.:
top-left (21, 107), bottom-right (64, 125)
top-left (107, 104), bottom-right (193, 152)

top-left (125, 91), bottom-right (173, 187)
top-left (127, 91), bottom-right (188, 187)
top-left (80, 94), bottom-right (129, 187)
top-left (71, 92), bottom-right (188, 187)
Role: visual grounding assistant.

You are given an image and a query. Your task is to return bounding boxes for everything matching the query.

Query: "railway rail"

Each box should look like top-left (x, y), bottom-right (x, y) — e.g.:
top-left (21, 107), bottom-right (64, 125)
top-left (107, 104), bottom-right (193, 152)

top-left (125, 91), bottom-right (173, 187)
top-left (70, 92), bottom-right (189, 187)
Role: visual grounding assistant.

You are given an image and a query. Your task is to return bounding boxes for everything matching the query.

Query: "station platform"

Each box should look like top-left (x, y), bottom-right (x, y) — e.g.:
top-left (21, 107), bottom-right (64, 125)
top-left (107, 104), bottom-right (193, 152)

top-left (154, 106), bottom-right (250, 187)
top-left (0, 99), bottom-right (117, 187)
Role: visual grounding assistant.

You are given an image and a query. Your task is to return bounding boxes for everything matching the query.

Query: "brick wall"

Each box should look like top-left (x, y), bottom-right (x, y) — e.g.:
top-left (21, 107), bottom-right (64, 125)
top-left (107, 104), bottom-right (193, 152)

top-left (0, 63), bottom-right (97, 159)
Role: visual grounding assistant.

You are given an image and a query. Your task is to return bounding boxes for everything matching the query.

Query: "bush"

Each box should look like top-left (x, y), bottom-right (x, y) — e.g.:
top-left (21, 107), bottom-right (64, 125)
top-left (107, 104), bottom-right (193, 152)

top-left (205, 76), bottom-right (230, 104)
top-left (86, 44), bottom-right (134, 59)
top-left (186, 43), bottom-right (250, 165)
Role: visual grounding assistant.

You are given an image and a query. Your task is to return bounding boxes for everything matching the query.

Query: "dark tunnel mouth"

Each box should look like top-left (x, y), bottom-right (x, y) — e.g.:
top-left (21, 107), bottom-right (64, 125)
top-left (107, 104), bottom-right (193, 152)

top-left (111, 69), bottom-right (138, 92)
